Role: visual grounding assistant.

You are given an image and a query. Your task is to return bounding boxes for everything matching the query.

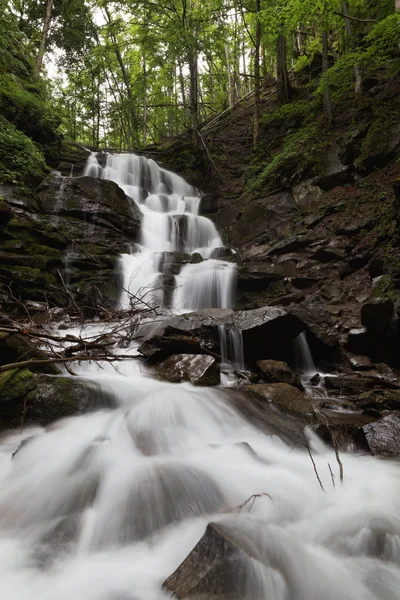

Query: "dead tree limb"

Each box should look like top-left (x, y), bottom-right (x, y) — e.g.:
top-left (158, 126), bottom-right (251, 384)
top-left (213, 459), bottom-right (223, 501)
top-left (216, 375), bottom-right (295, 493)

top-left (0, 354), bottom-right (139, 373)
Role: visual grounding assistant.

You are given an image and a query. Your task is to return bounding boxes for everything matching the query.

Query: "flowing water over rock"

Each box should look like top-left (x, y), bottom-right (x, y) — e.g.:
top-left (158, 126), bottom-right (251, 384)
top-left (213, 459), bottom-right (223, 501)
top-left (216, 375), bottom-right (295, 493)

top-left (84, 152), bottom-right (236, 312)
top-left (1, 156), bottom-right (400, 599)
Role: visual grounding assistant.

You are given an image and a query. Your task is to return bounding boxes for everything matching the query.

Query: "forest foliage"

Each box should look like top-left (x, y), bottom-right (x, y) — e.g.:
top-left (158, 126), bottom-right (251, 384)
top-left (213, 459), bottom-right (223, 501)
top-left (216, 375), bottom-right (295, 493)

top-left (1, 0), bottom-right (400, 182)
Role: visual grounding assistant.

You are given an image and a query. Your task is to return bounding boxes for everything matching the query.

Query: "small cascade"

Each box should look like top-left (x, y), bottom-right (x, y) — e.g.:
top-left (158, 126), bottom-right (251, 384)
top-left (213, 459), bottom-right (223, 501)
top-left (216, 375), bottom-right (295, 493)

top-left (63, 244), bottom-right (77, 306)
top-left (84, 152), bottom-right (236, 312)
top-left (52, 176), bottom-right (66, 222)
top-left (218, 325), bottom-right (245, 372)
top-left (293, 331), bottom-right (317, 375)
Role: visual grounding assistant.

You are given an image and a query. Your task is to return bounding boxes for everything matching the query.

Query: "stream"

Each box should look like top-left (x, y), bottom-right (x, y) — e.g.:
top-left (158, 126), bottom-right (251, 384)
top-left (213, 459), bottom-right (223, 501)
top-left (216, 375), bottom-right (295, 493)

top-left (0, 154), bottom-right (400, 599)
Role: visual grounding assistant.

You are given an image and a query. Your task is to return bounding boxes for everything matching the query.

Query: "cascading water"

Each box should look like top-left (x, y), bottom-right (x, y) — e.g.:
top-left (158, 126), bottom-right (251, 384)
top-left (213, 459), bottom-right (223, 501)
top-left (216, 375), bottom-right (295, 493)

top-left (1, 156), bottom-right (400, 600)
top-left (84, 152), bottom-right (236, 312)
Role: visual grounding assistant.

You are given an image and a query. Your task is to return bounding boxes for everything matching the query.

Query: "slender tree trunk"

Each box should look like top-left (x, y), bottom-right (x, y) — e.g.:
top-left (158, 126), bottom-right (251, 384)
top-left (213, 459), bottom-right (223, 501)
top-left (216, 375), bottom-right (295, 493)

top-left (342, 3), bottom-right (362, 95)
top-left (224, 44), bottom-right (233, 107)
top-left (276, 34), bottom-right (291, 104)
top-left (35, 0), bottom-right (53, 72)
top-left (103, 7), bottom-right (137, 148)
top-left (142, 47), bottom-right (147, 147)
top-left (178, 61), bottom-right (187, 120)
top-left (188, 49), bottom-right (199, 145)
top-left (396, 0), bottom-right (400, 11)
top-left (253, 0), bottom-right (261, 147)
top-left (322, 31), bottom-right (334, 124)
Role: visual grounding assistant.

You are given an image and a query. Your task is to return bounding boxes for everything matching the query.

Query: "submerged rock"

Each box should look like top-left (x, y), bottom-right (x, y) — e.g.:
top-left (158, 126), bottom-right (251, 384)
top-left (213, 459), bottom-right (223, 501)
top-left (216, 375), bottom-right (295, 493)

top-left (163, 521), bottom-right (264, 599)
top-left (246, 383), bottom-right (314, 422)
top-left (156, 354), bottom-right (220, 386)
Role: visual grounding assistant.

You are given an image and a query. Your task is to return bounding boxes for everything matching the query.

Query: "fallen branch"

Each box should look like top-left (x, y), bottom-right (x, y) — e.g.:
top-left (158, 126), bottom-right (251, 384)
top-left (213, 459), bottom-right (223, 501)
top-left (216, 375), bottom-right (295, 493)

top-left (0, 354), bottom-right (140, 373)
top-left (304, 433), bottom-right (325, 493)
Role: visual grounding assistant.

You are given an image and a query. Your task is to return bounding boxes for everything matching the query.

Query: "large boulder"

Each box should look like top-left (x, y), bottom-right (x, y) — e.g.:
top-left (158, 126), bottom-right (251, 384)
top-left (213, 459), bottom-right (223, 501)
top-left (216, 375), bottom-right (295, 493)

top-left (228, 192), bottom-right (298, 247)
top-left (361, 298), bottom-right (398, 337)
top-left (361, 414), bottom-right (400, 457)
top-left (256, 360), bottom-right (302, 389)
top-left (37, 174), bottom-right (142, 240)
top-left (137, 307), bottom-right (305, 364)
top-left (156, 354), bottom-right (220, 386)
top-left (0, 371), bottom-right (112, 428)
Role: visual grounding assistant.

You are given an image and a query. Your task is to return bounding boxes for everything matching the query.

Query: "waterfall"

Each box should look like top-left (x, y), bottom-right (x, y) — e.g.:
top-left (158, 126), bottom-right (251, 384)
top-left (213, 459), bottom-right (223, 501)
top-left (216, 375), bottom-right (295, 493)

top-left (218, 325), bottom-right (245, 372)
top-left (1, 335), bottom-right (400, 600)
top-left (293, 331), bottom-right (317, 374)
top-left (83, 152), bottom-right (235, 312)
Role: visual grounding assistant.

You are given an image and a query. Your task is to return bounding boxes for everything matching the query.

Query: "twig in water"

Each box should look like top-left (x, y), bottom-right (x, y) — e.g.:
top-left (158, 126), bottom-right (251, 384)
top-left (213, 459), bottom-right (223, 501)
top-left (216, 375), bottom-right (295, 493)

top-left (224, 492), bottom-right (273, 514)
top-left (304, 432), bottom-right (325, 493)
top-left (328, 463), bottom-right (336, 489)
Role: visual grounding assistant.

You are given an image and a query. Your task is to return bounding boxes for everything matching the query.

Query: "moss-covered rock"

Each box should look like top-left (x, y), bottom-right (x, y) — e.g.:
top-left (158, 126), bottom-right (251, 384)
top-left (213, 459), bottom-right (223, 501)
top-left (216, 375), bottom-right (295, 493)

top-left (0, 333), bottom-right (60, 375)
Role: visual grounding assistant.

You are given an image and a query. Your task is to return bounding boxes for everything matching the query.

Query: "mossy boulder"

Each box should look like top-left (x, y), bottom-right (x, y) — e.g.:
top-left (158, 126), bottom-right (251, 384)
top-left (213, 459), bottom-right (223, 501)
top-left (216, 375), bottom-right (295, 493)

top-left (246, 383), bottom-right (314, 422)
top-left (0, 333), bottom-right (60, 375)
top-left (0, 370), bottom-right (111, 428)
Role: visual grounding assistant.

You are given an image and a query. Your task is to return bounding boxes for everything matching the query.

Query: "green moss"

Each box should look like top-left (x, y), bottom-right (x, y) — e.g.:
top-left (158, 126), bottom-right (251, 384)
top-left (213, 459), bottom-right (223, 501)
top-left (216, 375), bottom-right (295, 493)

top-left (0, 368), bottom-right (35, 402)
top-left (0, 115), bottom-right (47, 186)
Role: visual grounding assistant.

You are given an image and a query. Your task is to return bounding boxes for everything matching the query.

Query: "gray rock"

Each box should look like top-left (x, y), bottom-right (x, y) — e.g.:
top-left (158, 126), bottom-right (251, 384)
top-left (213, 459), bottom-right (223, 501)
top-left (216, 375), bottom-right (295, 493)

top-left (156, 354), bottom-right (220, 386)
top-left (292, 179), bottom-right (323, 212)
top-left (361, 298), bottom-right (397, 337)
top-left (362, 414), bottom-right (400, 457)
top-left (163, 521), bottom-right (265, 599)
top-left (349, 354), bottom-right (373, 371)
top-left (269, 234), bottom-right (315, 256)
top-left (256, 359), bottom-right (302, 388)
top-left (37, 174), bottom-right (142, 240)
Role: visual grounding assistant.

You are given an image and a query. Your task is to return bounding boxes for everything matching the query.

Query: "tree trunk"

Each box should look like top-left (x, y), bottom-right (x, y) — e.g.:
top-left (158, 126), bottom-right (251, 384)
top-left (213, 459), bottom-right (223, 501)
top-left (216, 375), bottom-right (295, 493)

top-left (342, 4), bottom-right (362, 95)
top-left (142, 48), bottom-right (147, 147)
top-left (396, 0), bottom-right (400, 11)
top-left (224, 44), bottom-right (234, 107)
top-left (276, 34), bottom-right (291, 104)
top-left (188, 50), bottom-right (199, 145)
top-left (103, 7), bottom-right (137, 148)
top-left (253, 0), bottom-right (261, 147)
top-left (322, 31), bottom-right (334, 124)
top-left (35, 0), bottom-right (54, 72)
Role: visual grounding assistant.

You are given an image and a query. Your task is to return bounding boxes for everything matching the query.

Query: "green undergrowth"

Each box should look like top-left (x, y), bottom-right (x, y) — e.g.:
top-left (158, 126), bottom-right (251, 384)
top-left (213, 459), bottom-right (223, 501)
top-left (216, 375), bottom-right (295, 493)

top-left (0, 116), bottom-right (47, 185)
top-left (247, 14), bottom-right (400, 194)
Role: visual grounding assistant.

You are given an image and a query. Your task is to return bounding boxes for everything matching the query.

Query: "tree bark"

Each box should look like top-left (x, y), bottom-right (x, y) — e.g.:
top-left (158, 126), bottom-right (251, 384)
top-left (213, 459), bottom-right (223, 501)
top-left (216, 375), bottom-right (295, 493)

top-left (103, 6), bottom-right (137, 148)
top-left (35, 0), bottom-right (54, 72)
top-left (253, 0), bottom-right (261, 147)
top-left (396, 0), bottom-right (400, 11)
top-left (276, 34), bottom-right (291, 104)
top-left (142, 47), bottom-right (147, 147)
top-left (342, 4), bottom-right (362, 95)
top-left (322, 31), bottom-right (334, 124)
top-left (188, 50), bottom-right (199, 145)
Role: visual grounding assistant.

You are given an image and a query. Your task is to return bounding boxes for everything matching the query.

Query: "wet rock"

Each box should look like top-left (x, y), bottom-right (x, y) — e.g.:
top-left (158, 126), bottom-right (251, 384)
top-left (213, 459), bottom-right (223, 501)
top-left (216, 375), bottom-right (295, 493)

top-left (163, 521), bottom-right (264, 599)
top-left (311, 246), bottom-right (346, 263)
top-left (290, 300), bottom-right (339, 347)
top-left (246, 383), bottom-right (314, 422)
top-left (346, 327), bottom-right (400, 367)
top-left (37, 174), bottom-right (142, 240)
top-left (210, 247), bottom-right (236, 260)
top-left (348, 354), bottom-right (373, 371)
top-left (137, 307), bottom-right (305, 364)
top-left (339, 254), bottom-right (370, 279)
top-left (324, 375), bottom-right (378, 395)
top-left (368, 258), bottom-right (385, 279)
top-left (268, 234), bottom-right (315, 256)
top-left (256, 359), bottom-right (302, 389)
top-left (362, 414), bottom-right (400, 457)
top-left (0, 197), bottom-right (12, 224)
top-left (229, 192), bottom-right (298, 247)
top-left (0, 371), bottom-right (109, 428)
top-left (0, 332), bottom-right (60, 374)
top-left (159, 252), bottom-right (202, 276)
top-left (316, 144), bottom-right (351, 190)
top-left (156, 354), bottom-right (220, 386)
top-left (310, 373), bottom-right (321, 386)
top-left (237, 261), bottom-right (283, 291)
top-left (292, 179), bottom-right (323, 213)
top-left (361, 298), bottom-right (397, 337)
